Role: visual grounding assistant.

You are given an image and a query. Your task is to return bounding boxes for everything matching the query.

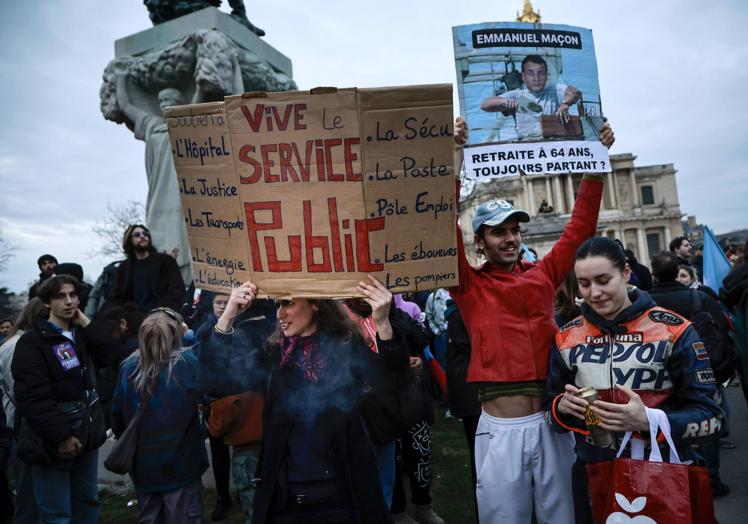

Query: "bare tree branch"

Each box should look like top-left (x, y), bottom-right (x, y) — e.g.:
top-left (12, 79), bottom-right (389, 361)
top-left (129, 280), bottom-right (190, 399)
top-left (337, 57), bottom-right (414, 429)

top-left (0, 227), bottom-right (15, 273)
top-left (90, 201), bottom-right (146, 258)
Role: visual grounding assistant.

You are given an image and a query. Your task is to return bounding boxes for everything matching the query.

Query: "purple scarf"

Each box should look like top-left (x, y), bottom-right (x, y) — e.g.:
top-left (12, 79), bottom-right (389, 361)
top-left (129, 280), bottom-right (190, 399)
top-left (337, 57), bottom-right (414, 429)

top-left (279, 332), bottom-right (324, 383)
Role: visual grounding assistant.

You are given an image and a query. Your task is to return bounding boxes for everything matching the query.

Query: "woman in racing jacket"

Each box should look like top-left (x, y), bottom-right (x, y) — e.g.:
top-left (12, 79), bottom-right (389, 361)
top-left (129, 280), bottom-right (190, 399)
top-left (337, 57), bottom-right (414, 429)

top-left (545, 237), bottom-right (721, 524)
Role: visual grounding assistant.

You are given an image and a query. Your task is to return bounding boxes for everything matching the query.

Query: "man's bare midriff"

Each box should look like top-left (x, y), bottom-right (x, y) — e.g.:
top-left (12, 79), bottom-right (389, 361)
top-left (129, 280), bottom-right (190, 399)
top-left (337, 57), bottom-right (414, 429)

top-left (482, 395), bottom-right (544, 418)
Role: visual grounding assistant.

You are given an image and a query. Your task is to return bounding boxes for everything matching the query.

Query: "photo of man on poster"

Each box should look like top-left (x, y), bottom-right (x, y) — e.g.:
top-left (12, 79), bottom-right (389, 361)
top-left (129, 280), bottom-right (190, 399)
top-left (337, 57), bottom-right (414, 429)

top-left (452, 22), bottom-right (610, 177)
top-left (479, 54), bottom-right (581, 135)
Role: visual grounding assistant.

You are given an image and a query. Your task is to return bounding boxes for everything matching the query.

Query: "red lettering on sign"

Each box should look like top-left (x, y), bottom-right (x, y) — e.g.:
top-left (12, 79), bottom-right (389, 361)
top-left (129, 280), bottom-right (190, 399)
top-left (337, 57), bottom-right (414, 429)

top-left (303, 200), bottom-right (332, 272)
top-left (244, 200), bottom-right (383, 274)
top-left (239, 103), bottom-right (308, 133)
top-left (238, 144), bottom-right (261, 184)
top-left (260, 144), bottom-right (279, 183)
top-left (356, 217), bottom-right (384, 272)
top-left (244, 201), bottom-right (301, 272)
top-left (328, 198), bottom-right (344, 272)
top-left (292, 141), bottom-right (313, 181)
top-left (239, 138), bottom-right (361, 184)
top-left (278, 143), bottom-right (300, 182)
top-left (345, 138), bottom-right (361, 181)
top-left (324, 139), bottom-right (343, 181)
top-left (240, 105), bottom-right (264, 132)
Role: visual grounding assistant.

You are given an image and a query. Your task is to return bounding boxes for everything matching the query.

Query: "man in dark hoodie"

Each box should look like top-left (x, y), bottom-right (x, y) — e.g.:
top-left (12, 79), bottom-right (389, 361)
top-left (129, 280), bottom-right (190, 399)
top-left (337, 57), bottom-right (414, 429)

top-left (720, 239), bottom-right (748, 404)
top-left (649, 251), bottom-right (732, 496)
top-left (623, 249), bottom-right (653, 291)
top-left (28, 254), bottom-right (58, 299)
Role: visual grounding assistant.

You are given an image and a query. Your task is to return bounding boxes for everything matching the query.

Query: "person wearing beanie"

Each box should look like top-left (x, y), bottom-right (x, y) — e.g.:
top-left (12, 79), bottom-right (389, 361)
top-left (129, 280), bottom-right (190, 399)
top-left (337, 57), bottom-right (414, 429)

top-left (28, 254), bottom-right (58, 299)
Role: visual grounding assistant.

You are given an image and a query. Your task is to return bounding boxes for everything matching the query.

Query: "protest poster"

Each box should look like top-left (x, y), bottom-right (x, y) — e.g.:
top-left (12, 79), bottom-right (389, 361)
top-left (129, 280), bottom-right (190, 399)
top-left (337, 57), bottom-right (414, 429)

top-left (452, 22), bottom-right (609, 180)
top-left (165, 85), bottom-right (457, 297)
top-left (165, 101), bottom-right (254, 291)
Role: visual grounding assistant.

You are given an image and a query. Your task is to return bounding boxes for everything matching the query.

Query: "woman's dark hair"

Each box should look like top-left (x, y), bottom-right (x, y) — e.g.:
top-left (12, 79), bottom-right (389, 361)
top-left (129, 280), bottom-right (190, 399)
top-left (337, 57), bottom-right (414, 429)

top-left (678, 265), bottom-right (696, 281)
top-left (575, 237), bottom-right (626, 272)
top-left (554, 271), bottom-right (581, 321)
top-left (5, 298), bottom-right (46, 340)
top-left (102, 303), bottom-right (146, 338)
top-left (36, 275), bottom-right (84, 304)
top-left (737, 239), bottom-right (748, 266)
top-left (267, 299), bottom-right (359, 347)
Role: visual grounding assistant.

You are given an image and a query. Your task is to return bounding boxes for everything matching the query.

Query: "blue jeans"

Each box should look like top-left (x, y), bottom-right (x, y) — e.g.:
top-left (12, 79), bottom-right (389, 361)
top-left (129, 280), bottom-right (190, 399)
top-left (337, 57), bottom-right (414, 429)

top-left (232, 448), bottom-right (260, 523)
top-left (31, 448), bottom-right (100, 524)
top-left (433, 332), bottom-right (448, 370)
top-left (374, 441), bottom-right (396, 509)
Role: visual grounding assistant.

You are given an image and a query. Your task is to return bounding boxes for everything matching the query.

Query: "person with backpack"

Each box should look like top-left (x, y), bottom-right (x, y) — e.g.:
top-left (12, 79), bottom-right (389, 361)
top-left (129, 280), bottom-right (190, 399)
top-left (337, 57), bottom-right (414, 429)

top-left (84, 260), bottom-right (123, 319)
top-left (111, 308), bottom-right (209, 522)
top-left (648, 251), bottom-right (735, 496)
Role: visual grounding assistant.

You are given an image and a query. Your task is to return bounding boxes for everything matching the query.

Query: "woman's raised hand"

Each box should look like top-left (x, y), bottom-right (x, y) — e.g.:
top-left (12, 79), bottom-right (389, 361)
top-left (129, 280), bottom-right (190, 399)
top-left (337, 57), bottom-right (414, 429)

top-left (216, 281), bottom-right (258, 333)
top-left (357, 275), bottom-right (394, 340)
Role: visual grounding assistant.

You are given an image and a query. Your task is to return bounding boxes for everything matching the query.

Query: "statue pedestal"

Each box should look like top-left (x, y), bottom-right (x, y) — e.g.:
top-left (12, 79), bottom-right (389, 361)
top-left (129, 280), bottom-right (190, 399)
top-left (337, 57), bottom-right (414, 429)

top-left (102, 7), bottom-right (295, 287)
top-left (115, 6), bottom-right (292, 77)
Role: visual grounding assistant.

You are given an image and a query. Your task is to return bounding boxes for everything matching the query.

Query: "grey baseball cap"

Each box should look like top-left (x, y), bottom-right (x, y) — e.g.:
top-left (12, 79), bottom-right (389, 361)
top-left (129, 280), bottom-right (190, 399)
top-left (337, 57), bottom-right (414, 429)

top-left (472, 199), bottom-right (530, 234)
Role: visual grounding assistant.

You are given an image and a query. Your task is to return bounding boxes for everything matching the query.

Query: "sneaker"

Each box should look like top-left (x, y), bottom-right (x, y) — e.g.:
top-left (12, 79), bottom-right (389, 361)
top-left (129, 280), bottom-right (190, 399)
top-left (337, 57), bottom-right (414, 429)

top-left (211, 496), bottom-right (233, 521)
top-left (392, 512), bottom-right (418, 524)
top-left (412, 504), bottom-right (445, 524)
top-left (711, 478), bottom-right (730, 498)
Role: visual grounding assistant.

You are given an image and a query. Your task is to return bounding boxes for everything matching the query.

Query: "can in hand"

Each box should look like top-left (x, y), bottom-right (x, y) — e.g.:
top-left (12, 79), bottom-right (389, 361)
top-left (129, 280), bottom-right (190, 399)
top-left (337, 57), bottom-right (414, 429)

top-left (576, 386), bottom-right (614, 447)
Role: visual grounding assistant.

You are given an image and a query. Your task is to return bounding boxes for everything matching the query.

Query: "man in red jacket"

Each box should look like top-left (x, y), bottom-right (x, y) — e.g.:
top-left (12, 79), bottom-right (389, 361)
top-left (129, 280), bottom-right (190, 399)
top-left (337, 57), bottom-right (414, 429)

top-left (451, 118), bottom-right (614, 523)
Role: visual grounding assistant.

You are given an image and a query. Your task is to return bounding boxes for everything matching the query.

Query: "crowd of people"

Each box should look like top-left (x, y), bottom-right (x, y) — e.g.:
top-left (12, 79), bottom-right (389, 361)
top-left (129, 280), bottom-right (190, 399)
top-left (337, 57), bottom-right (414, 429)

top-left (0, 119), bottom-right (746, 524)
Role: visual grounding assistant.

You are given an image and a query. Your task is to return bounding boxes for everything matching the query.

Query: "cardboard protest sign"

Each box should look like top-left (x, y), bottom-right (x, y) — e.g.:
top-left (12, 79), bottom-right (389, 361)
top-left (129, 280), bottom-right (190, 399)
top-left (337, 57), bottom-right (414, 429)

top-left (165, 85), bottom-right (457, 297)
top-left (165, 102), bottom-right (254, 290)
top-left (452, 22), bottom-right (609, 179)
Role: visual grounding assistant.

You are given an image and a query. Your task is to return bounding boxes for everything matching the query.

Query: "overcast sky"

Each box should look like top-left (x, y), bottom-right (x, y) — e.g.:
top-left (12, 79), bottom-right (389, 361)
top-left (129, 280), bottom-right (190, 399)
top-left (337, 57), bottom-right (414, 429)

top-left (1, 0), bottom-right (747, 292)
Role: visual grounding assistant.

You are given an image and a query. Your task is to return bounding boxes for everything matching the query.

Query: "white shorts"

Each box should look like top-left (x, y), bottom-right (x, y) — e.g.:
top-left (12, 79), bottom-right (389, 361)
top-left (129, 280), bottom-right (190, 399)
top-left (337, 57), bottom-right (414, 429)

top-left (475, 410), bottom-right (575, 523)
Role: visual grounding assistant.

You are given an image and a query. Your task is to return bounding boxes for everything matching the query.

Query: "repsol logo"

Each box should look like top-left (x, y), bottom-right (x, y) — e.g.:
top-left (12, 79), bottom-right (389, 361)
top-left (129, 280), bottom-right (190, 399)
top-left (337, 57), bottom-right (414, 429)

top-left (683, 416), bottom-right (721, 438)
top-left (612, 367), bottom-right (671, 390)
top-left (568, 340), bottom-right (671, 365)
top-left (585, 332), bottom-right (643, 344)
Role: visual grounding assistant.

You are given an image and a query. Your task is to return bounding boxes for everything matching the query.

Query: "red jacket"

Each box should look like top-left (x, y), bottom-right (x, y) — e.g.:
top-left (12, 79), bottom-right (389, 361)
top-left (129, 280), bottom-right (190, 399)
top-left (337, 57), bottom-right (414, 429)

top-left (450, 177), bottom-right (603, 383)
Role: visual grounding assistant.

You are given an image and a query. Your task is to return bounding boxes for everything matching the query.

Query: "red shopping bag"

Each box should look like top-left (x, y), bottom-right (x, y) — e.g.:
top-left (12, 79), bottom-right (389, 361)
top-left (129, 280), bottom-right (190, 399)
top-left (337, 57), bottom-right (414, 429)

top-left (586, 408), bottom-right (715, 524)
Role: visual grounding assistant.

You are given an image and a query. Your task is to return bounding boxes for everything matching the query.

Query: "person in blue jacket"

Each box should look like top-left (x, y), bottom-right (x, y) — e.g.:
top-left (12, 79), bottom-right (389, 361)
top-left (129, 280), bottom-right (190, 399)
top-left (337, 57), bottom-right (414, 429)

top-left (112, 307), bottom-right (208, 523)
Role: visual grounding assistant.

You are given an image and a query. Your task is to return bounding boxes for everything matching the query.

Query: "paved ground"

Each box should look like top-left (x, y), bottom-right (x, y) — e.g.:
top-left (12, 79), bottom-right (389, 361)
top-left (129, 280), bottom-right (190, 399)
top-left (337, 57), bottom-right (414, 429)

top-left (714, 384), bottom-right (748, 524)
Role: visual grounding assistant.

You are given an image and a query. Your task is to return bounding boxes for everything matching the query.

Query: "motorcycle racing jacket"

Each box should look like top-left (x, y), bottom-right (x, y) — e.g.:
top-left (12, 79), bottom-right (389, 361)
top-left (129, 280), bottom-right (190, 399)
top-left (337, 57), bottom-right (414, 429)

top-left (545, 289), bottom-right (722, 463)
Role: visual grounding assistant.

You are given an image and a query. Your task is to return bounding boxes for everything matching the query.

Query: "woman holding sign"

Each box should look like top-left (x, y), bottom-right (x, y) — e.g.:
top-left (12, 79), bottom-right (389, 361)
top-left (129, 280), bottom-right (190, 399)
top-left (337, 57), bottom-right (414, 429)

top-left (199, 276), bottom-right (407, 524)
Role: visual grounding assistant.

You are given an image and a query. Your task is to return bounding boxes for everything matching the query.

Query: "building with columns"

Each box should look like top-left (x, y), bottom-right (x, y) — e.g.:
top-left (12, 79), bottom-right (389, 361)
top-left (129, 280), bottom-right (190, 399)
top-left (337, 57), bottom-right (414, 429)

top-left (459, 153), bottom-right (686, 266)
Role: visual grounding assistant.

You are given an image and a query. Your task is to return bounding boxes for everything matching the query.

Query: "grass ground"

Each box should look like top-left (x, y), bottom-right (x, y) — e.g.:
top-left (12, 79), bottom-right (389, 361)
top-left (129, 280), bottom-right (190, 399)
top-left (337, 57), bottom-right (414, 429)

top-left (99, 413), bottom-right (477, 523)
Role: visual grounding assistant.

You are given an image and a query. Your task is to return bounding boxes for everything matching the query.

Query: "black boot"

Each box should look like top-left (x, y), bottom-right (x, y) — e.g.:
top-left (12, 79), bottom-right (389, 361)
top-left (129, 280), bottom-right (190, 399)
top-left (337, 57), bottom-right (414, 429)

top-left (211, 495), bottom-right (234, 521)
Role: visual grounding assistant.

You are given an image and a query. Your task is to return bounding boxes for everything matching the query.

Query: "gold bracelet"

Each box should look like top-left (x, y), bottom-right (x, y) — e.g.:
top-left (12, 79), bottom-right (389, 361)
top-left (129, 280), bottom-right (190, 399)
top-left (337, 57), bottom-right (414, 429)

top-left (214, 324), bottom-right (235, 336)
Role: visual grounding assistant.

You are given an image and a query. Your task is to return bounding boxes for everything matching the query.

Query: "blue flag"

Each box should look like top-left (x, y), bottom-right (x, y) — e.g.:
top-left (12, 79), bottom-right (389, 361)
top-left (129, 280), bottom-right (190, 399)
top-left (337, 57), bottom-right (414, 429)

top-left (702, 226), bottom-right (731, 293)
top-left (521, 243), bottom-right (537, 262)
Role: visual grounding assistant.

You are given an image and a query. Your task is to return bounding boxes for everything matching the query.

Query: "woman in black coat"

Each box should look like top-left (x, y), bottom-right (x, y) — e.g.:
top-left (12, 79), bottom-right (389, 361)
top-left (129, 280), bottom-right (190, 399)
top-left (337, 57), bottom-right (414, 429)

top-left (200, 276), bottom-right (404, 524)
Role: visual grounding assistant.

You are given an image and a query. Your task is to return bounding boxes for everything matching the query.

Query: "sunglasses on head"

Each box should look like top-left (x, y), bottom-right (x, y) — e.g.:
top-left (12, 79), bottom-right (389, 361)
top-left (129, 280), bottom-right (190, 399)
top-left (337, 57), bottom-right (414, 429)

top-left (148, 307), bottom-right (181, 323)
